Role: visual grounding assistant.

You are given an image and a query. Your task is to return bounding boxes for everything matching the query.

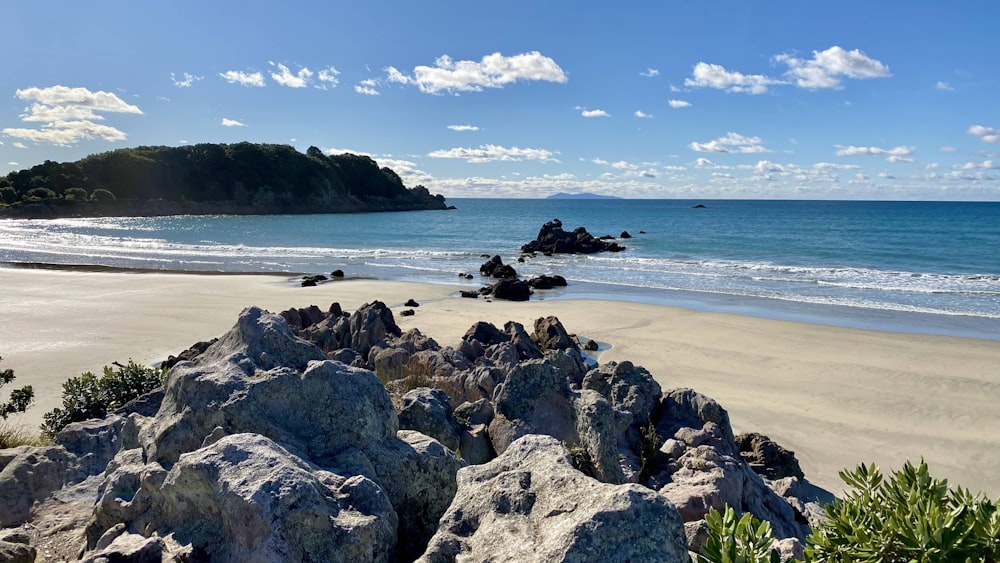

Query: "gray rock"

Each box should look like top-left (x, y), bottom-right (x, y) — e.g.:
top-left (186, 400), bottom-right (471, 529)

top-left (454, 399), bottom-right (494, 427)
top-left (0, 445), bottom-right (79, 527)
top-left (736, 432), bottom-right (805, 480)
top-left (532, 315), bottom-right (576, 351)
top-left (458, 424), bottom-right (495, 465)
top-left (419, 434), bottom-right (688, 562)
top-left (349, 300), bottom-right (401, 358)
top-left (504, 320), bottom-right (543, 361)
top-left (0, 539), bottom-right (36, 563)
top-left (55, 414), bottom-right (126, 478)
top-left (398, 388), bottom-right (460, 451)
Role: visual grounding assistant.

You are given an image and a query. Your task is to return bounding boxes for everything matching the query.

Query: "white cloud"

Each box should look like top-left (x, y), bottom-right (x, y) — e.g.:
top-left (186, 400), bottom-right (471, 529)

top-left (171, 72), bottom-right (203, 88)
top-left (581, 109), bottom-right (610, 117)
top-left (935, 81), bottom-right (954, 91)
top-left (7, 162), bottom-right (18, 166)
top-left (219, 70), bottom-right (265, 87)
top-left (668, 99), bottom-right (692, 108)
top-left (957, 160), bottom-right (997, 170)
top-left (968, 125), bottom-right (1000, 144)
top-left (835, 145), bottom-right (915, 162)
top-left (324, 147), bottom-right (374, 157)
top-left (447, 125), bottom-right (480, 132)
top-left (386, 51), bottom-right (567, 94)
top-left (270, 63), bottom-right (313, 88)
top-left (221, 118), bottom-right (245, 127)
top-left (611, 160), bottom-right (638, 170)
top-left (2, 85), bottom-right (143, 146)
top-left (684, 62), bottom-right (782, 94)
top-left (13, 142), bottom-right (28, 149)
top-left (354, 78), bottom-right (380, 96)
top-left (591, 158), bottom-right (609, 165)
top-left (427, 144), bottom-right (558, 163)
top-left (634, 110), bottom-right (653, 118)
top-left (639, 68), bottom-right (660, 77)
top-left (694, 157), bottom-right (714, 167)
top-left (775, 46), bottom-right (890, 89)
top-left (316, 67), bottom-right (340, 89)
top-left (690, 132), bottom-right (770, 153)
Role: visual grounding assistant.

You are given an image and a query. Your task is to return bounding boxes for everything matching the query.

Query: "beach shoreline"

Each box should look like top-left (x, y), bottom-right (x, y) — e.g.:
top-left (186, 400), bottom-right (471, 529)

top-left (2, 266), bottom-right (998, 498)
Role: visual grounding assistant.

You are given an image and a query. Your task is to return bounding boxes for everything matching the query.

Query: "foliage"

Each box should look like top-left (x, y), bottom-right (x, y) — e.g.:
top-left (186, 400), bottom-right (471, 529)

top-left (0, 421), bottom-right (47, 449)
top-left (40, 360), bottom-right (165, 439)
top-left (63, 187), bottom-right (89, 200)
top-left (692, 506), bottom-right (781, 563)
top-left (24, 186), bottom-right (57, 200)
top-left (90, 188), bottom-right (116, 200)
top-left (638, 420), bottom-right (661, 483)
top-left (806, 460), bottom-right (1000, 562)
top-left (0, 186), bottom-right (17, 204)
top-left (0, 356), bottom-right (35, 420)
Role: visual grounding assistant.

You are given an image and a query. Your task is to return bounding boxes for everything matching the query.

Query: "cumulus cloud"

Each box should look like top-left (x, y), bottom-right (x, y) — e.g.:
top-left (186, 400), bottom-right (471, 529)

top-left (219, 70), bottom-right (265, 87)
top-left (835, 144), bottom-right (915, 162)
top-left (775, 46), bottom-right (890, 89)
top-left (684, 62), bottom-right (782, 94)
top-left (385, 51), bottom-right (567, 94)
top-left (447, 125), bottom-right (480, 132)
top-left (171, 72), bottom-right (203, 88)
top-left (7, 162), bottom-right (18, 166)
top-left (640, 68), bottom-right (660, 77)
top-left (686, 46), bottom-right (890, 95)
top-left (968, 125), bottom-right (1000, 143)
top-left (270, 62), bottom-right (313, 88)
top-left (316, 67), bottom-right (340, 89)
top-left (354, 78), bottom-right (380, 96)
top-left (581, 109), bottom-right (610, 117)
top-left (427, 144), bottom-right (558, 163)
top-left (694, 157), bottom-right (714, 167)
top-left (935, 81), bottom-right (954, 91)
top-left (634, 110), bottom-right (653, 118)
top-left (690, 132), bottom-right (770, 153)
top-left (13, 142), bottom-right (28, 149)
top-left (2, 85), bottom-right (143, 145)
top-left (221, 118), bottom-right (245, 127)
top-left (611, 160), bottom-right (638, 170)
top-left (668, 99), bottom-right (692, 108)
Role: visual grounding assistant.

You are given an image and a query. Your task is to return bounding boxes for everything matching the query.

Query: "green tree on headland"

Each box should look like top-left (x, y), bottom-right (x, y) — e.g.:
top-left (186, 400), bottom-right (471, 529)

top-left (0, 357), bottom-right (34, 420)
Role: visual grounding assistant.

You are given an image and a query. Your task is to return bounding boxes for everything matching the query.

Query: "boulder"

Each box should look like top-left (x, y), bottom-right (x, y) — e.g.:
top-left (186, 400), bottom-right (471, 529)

top-left (278, 304), bottom-right (326, 331)
top-left (349, 300), bottom-right (402, 358)
top-left (0, 536), bottom-right (36, 563)
top-left (419, 434), bottom-right (688, 562)
top-left (161, 338), bottom-right (217, 369)
top-left (331, 269), bottom-right (345, 278)
top-left (483, 279), bottom-right (532, 301)
top-left (620, 230), bottom-right (633, 239)
top-left (527, 274), bottom-right (568, 289)
top-left (55, 415), bottom-right (127, 478)
top-left (397, 388), bottom-right (460, 451)
top-left (533, 315), bottom-right (577, 352)
top-left (0, 446), bottom-right (81, 527)
top-left (459, 290), bottom-right (479, 298)
top-left (478, 255), bottom-right (518, 279)
top-left (404, 298), bottom-right (420, 307)
top-left (736, 432), bottom-right (805, 480)
top-left (520, 219), bottom-right (626, 254)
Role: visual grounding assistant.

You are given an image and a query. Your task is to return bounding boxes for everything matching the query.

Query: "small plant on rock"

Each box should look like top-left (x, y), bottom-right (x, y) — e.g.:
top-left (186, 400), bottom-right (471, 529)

top-left (41, 360), bottom-right (164, 439)
top-left (692, 505), bottom-right (781, 563)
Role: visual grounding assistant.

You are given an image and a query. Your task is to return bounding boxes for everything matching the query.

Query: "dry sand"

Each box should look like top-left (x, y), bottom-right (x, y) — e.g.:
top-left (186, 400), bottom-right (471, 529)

top-left (1, 267), bottom-right (998, 497)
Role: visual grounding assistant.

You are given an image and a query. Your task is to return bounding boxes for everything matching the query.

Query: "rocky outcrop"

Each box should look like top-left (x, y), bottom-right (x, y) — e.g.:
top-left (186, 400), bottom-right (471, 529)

top-left (419, 434), bottom-right (688, 562)
top-left (520, 218), bottom-right (626, 254)
top-left (737, 432), bottom-right (805, 480)
top-left (398, 388), bottom-right (460, 451)
top-left (479, 255), bottom-right (518, 279)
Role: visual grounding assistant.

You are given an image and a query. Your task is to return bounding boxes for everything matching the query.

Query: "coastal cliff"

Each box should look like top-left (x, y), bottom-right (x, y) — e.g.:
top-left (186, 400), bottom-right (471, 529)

top-left (0, 143), bottom-right (447, 219)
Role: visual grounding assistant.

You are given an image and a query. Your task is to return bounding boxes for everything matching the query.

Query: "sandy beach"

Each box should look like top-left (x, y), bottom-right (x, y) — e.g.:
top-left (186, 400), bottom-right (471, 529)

top-left (1, 267), bottom-right (998, 497)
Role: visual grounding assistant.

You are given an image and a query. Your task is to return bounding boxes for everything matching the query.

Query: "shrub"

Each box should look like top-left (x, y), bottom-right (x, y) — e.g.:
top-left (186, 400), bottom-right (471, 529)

top-left (24, 186), bottom-right (57, 200)
top-left (806, 460), bottom-right (1000, 562)
top-left (0, 356), bottom-right (34, 420)
top-left (692, 506), bottom-right (781, 563)
top-left (64, 187), bottom-right (89, 200)
top-left (90, 188), bottom-right (116, 200)
top-left (0, 186), bottom-right (17, 204)
top-left (40, 360), bottom-right (164, 438)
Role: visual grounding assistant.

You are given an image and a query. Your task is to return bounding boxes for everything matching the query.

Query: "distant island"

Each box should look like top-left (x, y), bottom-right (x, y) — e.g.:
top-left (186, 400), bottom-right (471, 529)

top-left (546, 192), bottom-right (623, 200)
top-left (0, 142), bottom-right (448, 219)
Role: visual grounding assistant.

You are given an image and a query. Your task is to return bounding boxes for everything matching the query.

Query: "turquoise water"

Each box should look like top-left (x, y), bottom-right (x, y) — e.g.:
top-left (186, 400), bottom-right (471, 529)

top-left (1, 199), bottom-right (998, 338)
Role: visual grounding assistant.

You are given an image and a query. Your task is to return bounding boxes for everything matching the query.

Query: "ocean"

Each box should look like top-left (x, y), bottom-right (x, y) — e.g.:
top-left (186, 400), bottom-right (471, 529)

top-left (1, 199), bottom-right (998, 339)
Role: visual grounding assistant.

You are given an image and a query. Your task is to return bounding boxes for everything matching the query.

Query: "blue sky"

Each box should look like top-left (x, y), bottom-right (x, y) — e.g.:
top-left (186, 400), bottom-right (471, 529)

top-left (2, 1), bottom-right (998, 200)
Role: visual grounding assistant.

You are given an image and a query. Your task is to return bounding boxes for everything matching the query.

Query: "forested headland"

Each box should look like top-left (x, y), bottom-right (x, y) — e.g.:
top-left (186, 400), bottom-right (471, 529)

top-left (0, 142), bottom-right (448, 218)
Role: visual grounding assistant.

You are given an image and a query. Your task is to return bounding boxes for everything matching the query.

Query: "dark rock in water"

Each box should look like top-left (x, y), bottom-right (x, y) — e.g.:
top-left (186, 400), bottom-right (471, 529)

top-left (598, 235), bottom-right (615, 240)
top-left (620, 230), bottom-right (633, 239)
top-left (301, 274), bottom-right (327, 286)
top-left (479, 255), bottom-right (518, 279)
top-left (483, 279), bottom-right (532, 301)
top-left (521, 219), bottom-right (625, 254)
top-left (331, 269), bottom-right (345, 278)
top-left (447, 205), bottom-right (457, 210)
top-left (404, 299), bottom-right (419, 307)
top-left (736, 432), bottom-right (805, 480)
top-left (460, 290), bottom-right (479, 299)
top-left (517, 257), bottom-right (525, 263)
top-left (691, 204), bottom-right (706, 209)
top-left (639, 230), bottom-right (647, 234)
top-left (527, 274), bottom-right (568, 290)
top-left (400, 309), bottom-right (415, 317)
top-left (583, 339), bottom-right (599, 351)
